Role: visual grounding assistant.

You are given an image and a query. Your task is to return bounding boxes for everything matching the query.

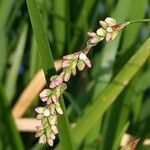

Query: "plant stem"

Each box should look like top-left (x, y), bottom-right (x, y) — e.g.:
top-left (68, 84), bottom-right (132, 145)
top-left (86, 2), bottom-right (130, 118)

top-left (129, 19), bottom-right (150, 24)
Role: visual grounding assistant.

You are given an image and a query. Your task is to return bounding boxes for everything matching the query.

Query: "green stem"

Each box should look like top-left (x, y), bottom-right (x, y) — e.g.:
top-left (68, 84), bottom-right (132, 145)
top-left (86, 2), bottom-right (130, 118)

top-left (129, 19), bottom-right (150, 24)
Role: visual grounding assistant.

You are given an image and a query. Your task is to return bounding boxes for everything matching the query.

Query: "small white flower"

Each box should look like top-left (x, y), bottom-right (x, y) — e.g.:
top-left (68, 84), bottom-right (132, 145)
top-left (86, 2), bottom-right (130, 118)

top-left (79, 52), bottom-right (87, 61)
top-left (43, 109), bottom-right (50, 117)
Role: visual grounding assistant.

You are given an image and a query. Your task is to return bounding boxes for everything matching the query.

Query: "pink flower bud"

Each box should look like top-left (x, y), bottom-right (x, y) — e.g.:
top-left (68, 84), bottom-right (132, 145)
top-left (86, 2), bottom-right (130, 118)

top-left (56, 103), bottom-right (63, 115)
top-left (77, 59), bottom-right (85, 71)
top-left (99, 20), bottom-right (108, 29)
top-left (62, 60), bottom-right (70, 68)
top-left (39, 134), bottom-right (46, 144)
top-left (106, 33), bottom-right (112, 42)
top-left (64, 70), bottom-right (71, 82)
top-left (107, 26), bottom-right (114, 32)
top-left (50, 134), bottom-right (56, 140)
top-left (35, 107), bottom-right (44, 114)
top-left (43, 109), bottom-right (50, 117)
top-left (48, 138), bottom-right (54, 146)
top-left (90, 37), bottom-right (98, 44)
top-left (72, 68), bottom-right (76, 76)
top-left (51, 125), bottom-right (58, 134)
top-left (49, 81), bottom-right (56, 88)
top-left (96, 28), bottom-right (106, 37)
top-left (50, 104), bottom-right (56, 115)
top-left (47, 98), bottom-right (52, 105)
top-left (36, 114), bottom-right (43, 120)
top-left (84, 58), bottom-right (92, 68)
top-left (87, 31), bottom-right (96, 37)
top-left (39, 89), bottom-right (51, 99)
top-left (51, 95), bottom-right (57, 103)
top-left (105, 17), bottom-right (117, 26)
top-left (63, 54), bottom-right (74, 59)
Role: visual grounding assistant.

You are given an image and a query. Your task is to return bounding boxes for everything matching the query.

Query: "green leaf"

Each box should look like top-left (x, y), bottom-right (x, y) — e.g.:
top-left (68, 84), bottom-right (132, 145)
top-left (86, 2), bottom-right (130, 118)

top-left (5, 23), bottom-right (28, 102)
top-left (0, 86), bottom-right (24, 150)
top-left (26, 0), bottom-right (55, 84)
top-left (71, 37), bottom-right (150, 144)
top-left (26, 0), bottom-right (74, 149)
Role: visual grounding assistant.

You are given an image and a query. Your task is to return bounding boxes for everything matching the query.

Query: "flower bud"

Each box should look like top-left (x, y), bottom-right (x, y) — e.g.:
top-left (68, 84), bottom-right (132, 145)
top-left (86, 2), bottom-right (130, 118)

top-left (72, 68), bottom-right (76, 76)
top-left (35, 107), bottom-right (44, 114)
top-left (36, 114), bottom-right (43, 120)
top-left (47, 98), bottom-right (52, 105)
top-left (63, 54), bottom-right (74, 59)
top-left (50, 104), bottom-right (56, 115)
top-left (79, 52), bottom-right (87, 61)
top-left (39, 134), bottom-right (46, 144)
top-left (99, 20), bottom-right (108, 29)
top-left (50, 134), bottom-right (56, 140)
top-left (62, 60), bottom-right (70, 68)
top-left (51, 95), bottom-right (57, 103)
top-left (96, 28), bottom-right (106, 37)
top-left (84, 58), bottom-right (92, 68)
top-left (106, 32), bottom-right (112, 42)
top-left (105, 17), bottom-right (116, 26)
top-left (77, 59), bottom-right (85, 71)
top-left (47, 138), bottom-right (54, 146)
top-left (51, 125), bottom-right (58, 134)
top-left (49, 115), bottom-right (57, 125)
top-left (43, 109), bottom-right (50, 117)
top-left (39, 89), bottom-right (51, 101)
top-left (64, 70), bottom-right (71, 82)
top-left (87, 31), bottom-right (96, 37)
top-left (106, 26), bottom-right (114, 32)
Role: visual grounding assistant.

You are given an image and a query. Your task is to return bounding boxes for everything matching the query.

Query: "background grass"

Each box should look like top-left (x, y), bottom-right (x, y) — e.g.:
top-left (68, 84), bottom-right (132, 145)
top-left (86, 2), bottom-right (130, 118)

top-left (0, 0), bottom-right (150, 150)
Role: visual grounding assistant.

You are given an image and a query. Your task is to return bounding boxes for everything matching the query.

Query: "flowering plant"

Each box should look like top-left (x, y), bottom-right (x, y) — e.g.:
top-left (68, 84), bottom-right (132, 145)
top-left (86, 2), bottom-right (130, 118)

top-left (34, 17), bottom-right (149, 146)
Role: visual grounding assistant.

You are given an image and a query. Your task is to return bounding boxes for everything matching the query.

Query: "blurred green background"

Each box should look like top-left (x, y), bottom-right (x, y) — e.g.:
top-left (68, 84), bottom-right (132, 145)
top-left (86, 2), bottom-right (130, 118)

top-left (0, 0), bottom-right (150, 149)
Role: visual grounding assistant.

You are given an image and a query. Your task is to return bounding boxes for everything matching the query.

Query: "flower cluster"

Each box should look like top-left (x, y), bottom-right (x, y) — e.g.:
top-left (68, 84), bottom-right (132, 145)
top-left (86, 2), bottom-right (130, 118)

top-left (35, 51), bottom-right (91, 146)
top-left (35, 17), bottom-right (129, 147)
top-left (87, 17), bottom-right (129, 45)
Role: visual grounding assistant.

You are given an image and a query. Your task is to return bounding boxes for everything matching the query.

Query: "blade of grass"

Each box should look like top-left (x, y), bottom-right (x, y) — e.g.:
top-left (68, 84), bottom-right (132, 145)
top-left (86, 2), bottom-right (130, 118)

top-left (0, 31), bottom-right (7, 81)
top-left (26, 0), bottom-right (74, 149)
top-left (120, 0), bottom-right (148, 54)
top-left (83, 0), bottom-right (131, 146)
top-left (26, 0), bottom-right (55, 84)
top-left (71, 37), bottom-right (150, 144)
top-left (5, 23), bottom-right (28, 102)
top-left (52, 0), bottom-right (66, 57)
top-left (0, 0), bottom-right (14, 81)
top-left (29, 35), bottom-right (40, 78)
top-left (0, 85), bottom-right (24, 150)
top-left (0, 0), bottom-right (14, 29)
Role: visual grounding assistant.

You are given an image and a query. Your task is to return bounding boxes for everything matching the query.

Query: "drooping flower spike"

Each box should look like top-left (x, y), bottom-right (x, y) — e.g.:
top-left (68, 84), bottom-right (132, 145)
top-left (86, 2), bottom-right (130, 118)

top-left (35, 17), bottom-right (140, 146)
